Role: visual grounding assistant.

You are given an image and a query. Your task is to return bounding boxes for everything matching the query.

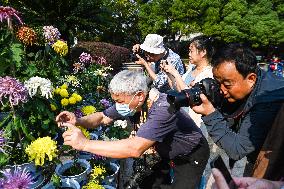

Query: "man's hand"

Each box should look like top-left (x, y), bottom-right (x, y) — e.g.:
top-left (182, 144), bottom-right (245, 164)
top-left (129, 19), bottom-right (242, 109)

top-left (191, 94), bottom-right (216, 116)
top-left (62, 123), bottom-right (89, 151)
top-left (56, 111), bottom-right (77, 127)
top-left (132, 44), bottom-right (140, 53)
top-left (135, 54), bottom-right (147, 66)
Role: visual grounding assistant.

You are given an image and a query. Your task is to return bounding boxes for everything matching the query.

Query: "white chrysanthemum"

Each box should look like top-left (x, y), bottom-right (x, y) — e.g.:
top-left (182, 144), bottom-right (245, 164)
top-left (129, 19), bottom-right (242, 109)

top-left (113, 120), bottom-right (128, 129)
top-left (24, 76), bottom-right (53, 99)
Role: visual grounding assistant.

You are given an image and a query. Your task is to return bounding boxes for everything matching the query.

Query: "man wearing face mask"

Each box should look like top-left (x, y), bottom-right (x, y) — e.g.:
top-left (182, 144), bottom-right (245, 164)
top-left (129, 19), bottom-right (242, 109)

top-left (133, 34), bottom-right (185, 93)
top-left (56, 70), bottom-right (209, 189)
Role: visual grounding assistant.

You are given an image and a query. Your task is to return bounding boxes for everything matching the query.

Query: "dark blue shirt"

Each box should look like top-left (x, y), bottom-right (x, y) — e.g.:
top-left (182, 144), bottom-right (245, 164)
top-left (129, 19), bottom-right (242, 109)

top-left (103, 93), bottom-right (203, 159)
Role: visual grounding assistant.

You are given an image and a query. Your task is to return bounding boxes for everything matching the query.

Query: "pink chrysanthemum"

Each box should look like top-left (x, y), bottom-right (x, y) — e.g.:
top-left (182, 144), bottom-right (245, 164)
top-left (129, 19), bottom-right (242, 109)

top-left (0, 6), bottom-right (23, 28)
top-left (0, 76), bottom-right (28, 106)
top-left (43, 26), bottom-right (61, 45)
top-left (79, 52), bottom-right (93, 64)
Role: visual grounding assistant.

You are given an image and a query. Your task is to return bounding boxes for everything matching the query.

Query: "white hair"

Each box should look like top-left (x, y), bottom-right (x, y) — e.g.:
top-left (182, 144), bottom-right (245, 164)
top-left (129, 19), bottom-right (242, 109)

top-left (109, 70), bottom-right (149, 95)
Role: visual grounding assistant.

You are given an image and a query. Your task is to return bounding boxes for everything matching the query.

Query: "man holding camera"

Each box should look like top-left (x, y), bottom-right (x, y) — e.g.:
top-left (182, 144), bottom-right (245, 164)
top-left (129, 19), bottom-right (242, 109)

top-left (56, 70), bottom-right (209, 189)
top-left (192, 43), bottom-right (284, 174)
top-left (133, 34), bottom-right (185, 93)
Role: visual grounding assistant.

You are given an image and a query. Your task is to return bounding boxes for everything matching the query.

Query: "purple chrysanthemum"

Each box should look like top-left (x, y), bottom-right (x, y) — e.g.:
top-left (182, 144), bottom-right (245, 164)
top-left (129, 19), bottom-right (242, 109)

top-left (0, 168), bottom-right (33, 189)
top-left (43, 26), bottom-right (61, 45)
top-left (0, 6), bottom-right (23, 27)
top-left (79, 52), bottom-right (93, 64)
top-left (100, 98), bottom-right (111, 108)
top-left (0, 76), bottom-right (28, 106)
top-left (74, 109), bottom-right (84, 118)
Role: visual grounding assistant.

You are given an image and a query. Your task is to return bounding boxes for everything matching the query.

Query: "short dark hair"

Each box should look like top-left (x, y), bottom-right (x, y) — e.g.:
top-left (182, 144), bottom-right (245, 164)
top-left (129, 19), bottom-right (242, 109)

top-left (212, 43), bottom-right (258, 78)
top-left (190, 35), bottom-right (215, 62)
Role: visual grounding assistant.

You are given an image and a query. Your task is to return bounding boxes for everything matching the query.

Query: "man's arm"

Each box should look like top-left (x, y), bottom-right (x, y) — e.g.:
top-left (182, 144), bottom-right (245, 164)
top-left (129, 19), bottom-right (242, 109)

top-left (83, 136), bottom-right (155, 158)
top-left (76, 112), bottom-right (113, 129)
top-left (62, 124), bottom-right (155, 159)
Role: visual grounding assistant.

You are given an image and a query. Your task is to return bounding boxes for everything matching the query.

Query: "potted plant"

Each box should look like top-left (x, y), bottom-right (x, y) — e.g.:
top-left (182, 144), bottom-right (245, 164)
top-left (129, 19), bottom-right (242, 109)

top-left (55, 158), bottom-right (92, 186)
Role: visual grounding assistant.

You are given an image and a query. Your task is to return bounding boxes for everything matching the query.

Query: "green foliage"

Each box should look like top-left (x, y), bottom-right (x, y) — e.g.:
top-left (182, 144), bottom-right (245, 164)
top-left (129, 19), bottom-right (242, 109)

top-left (0, 29), bottom-right (24, 76)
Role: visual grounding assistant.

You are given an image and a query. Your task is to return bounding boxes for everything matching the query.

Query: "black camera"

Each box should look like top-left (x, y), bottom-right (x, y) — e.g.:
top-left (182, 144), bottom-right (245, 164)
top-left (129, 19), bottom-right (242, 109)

top-left (130, 49), bottom-right (146, 62)
top-left (167, 78), bottom-right (223, 110)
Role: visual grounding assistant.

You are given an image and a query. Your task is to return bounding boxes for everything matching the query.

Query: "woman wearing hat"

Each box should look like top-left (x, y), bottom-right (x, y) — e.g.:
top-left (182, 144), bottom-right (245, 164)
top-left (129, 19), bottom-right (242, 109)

top-left (133, 34), bottom-right (185, 93)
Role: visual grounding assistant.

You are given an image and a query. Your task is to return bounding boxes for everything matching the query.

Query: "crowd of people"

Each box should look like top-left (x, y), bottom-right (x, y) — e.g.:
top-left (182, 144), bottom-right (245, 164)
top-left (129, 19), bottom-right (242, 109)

top-left (56, 33), bottom-right (284, 189)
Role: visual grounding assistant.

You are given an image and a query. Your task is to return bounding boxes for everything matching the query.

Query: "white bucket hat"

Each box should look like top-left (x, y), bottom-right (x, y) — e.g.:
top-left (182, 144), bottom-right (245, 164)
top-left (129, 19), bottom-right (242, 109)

top-left (140, 34), bottom-right (166, 54)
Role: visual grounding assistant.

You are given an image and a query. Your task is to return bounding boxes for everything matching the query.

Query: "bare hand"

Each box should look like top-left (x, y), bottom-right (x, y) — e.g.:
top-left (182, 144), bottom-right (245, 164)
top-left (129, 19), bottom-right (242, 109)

top-left (55, 111), bottom-right (77, 127)
top-left (191, 94), bottom-right (215, 116)
top-left (132, 44), bottom-right (140, 53)
top-left (62, 123), bottom-right (89, 151)
top-left (135, 54), bottom-right (147, 66)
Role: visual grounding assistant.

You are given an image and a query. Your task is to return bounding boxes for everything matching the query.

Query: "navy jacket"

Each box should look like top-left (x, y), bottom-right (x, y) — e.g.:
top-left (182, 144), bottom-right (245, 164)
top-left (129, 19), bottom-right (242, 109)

top-left (202, 69), bottom-right (284, 162)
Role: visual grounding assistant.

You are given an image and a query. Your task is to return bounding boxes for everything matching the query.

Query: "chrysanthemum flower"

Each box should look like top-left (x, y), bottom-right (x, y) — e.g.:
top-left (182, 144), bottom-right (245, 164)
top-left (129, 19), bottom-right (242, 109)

top-left (43, 26), bottom-right (61, 45)
top-left (100, 98), bottom-right (111, 108)
top-left (96, 56), bottom-right (107, 65)
top-left (61, 98), bottom-right (69, 106)
top-left (73, 62), bottom-right (85, 73)
top-left (68, 96), bottom-right (76, 105)
top-left (54, 87), bottom-right (61, 94)
top-left (90, 165), bottom-right (106, 180)
top-left (0, 76), bottom-right (28, 106)
top-left (81, 105), bottom-right (96, 116)
top-left (59, 89), bottom-right (69, 98)
top-left (0, 6), bottom-right (23, 28)
top-left (82, 181), bottom-right (104, 189)
top-left (24, 76), bottom-right (53, 99)
top-left (60, 83), bottom-right (68, 89)
top-left (0, 167), bottom-right (33, 189)
top-left (73, 109), bottom-right (83, 118)
top-left (52, 40), bottom-right (68, 56)
top-left (79, 52), bottom-right (93, 64)
top-left (71, 93), bottom-right (82, 102)
top-left (25, 136), bottom-right (58, 166)
top-left (17, 26), bottom-right (37, 46)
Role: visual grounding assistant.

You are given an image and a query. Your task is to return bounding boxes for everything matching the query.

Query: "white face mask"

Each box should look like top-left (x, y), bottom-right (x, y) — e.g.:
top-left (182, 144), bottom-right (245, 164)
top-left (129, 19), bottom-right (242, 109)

top-left (115, 93), bottom-right (140, 117)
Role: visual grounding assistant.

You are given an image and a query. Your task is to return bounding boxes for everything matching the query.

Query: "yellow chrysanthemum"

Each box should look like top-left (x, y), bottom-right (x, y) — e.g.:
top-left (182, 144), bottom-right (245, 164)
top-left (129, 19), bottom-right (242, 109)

top-left (59, 89), bottom-right (69, 98)
top-left (68, 96), bottom-right (77, 105)
top-left (77, 126), bottom-right (91, 139)
top-left (81, 105), bottom-right (96, 115)
top-left (25, 136), bottom-right (58, 166)
top-left (72, 93), bottom-right (82, 102)
top-left (82, 181), bottom-right (104, 189)
top-left (61, 98), bottom-right (69, 106)
top-left (50, 104), bottom-right (57, 111)
top-left (90, 165), bottom-right (106, 180)
top-left (60, 83), bottom-right (68, 89)
top-left (52, 40), bottom-right (68, 56)
top-left (54, 87), bottom-right (61, 94)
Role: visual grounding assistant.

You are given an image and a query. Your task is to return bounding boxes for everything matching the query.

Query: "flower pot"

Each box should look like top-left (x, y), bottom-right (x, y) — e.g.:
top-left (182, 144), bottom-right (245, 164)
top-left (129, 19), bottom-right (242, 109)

top-left (4, 162), bottom-right (45, 189)
top-left (103, 185), bottom-right (116, 189)
top-left (102, 162), bottom-right (120, 187)
top-left (42, 178), bottom-right (80, 189)
top-left (55, 159), bottom-right (91, 186)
